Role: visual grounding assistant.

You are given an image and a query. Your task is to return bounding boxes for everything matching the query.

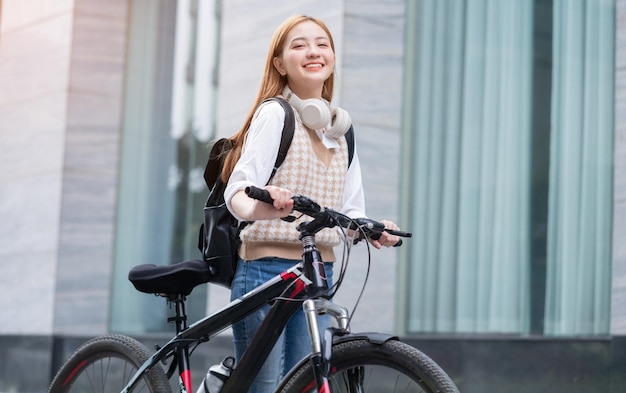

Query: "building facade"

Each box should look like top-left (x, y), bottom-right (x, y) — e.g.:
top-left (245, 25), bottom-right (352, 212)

top-left (0, 0), bottom-right (624, 392)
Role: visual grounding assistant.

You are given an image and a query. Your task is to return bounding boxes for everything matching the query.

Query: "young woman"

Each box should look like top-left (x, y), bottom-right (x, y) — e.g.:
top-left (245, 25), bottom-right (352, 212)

top-left (223, 14), bottom-right (401, 393)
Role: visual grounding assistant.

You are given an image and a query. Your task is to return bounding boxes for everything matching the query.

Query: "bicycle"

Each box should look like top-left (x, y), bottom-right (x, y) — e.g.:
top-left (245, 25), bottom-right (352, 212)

top-left (48, 186), bottom-right (460, 393)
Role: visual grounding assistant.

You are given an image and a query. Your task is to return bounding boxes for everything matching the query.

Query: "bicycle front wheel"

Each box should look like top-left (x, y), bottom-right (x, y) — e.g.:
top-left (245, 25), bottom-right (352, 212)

top-left (278, 338), bottom-right (459, 393)
top-left (48, 334), bottom-right (172, 393)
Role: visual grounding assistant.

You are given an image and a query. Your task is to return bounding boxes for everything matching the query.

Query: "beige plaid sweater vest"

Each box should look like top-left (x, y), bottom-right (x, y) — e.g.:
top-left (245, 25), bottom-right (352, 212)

top-left (238, 125), bottom-right (349, 262)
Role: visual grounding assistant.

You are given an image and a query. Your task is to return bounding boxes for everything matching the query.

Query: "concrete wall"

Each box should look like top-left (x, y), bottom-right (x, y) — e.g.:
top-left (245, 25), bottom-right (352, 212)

top-left (0, 0), bottom-right (73, 335)
top-left (54, 0), bottom-right (129, 335)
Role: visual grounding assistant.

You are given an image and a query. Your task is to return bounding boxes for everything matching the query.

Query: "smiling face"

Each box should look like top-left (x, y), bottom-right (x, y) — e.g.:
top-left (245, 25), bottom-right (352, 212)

top-left (273, 20), bottom-right (336, 99)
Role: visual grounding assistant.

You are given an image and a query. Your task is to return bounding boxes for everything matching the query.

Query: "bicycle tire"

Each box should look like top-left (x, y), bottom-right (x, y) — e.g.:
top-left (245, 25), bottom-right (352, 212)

top-left (48, 334), bottom-right (172, 393)
top-left (277, 338), bottom-right (459, 393)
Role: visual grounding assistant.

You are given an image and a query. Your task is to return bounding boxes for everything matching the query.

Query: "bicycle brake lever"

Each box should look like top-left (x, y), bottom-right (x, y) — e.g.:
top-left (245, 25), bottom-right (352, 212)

top-left (369, 232), bottom-right (382, 241)
top-left (352, 234), bottom-right (365, 245)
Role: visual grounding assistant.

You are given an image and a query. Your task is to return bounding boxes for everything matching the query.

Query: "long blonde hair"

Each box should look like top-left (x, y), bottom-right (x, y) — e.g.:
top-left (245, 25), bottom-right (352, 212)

top-left (220, 15), bottom-right (336, 182)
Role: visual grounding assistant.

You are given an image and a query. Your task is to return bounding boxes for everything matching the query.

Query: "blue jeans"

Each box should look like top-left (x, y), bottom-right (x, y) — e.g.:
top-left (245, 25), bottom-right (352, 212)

top-left (230, 257), bottom-right (333, 393)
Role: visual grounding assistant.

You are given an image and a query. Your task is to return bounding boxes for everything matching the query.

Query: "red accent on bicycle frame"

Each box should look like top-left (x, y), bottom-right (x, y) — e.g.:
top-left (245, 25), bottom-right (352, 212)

top-left (63, 359), bottom-right (87, 386)
top-left (302, 380), bottom-right (330, 393)
top-left (280, 272), bottom-right (306, 297)
top-left (303, 380), bottom-right (316, 391)
top-left (293, 279), bottom-right (306, 295)
top-left (280, 271), bottom-right (307, 297)
top-left (280, 271), bottom-right (298, 280)
top-left (181, 369), bottom-right (193, 392)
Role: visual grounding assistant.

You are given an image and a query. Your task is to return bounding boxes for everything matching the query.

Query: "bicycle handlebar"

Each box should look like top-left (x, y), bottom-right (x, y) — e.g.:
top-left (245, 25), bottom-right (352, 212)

top-left (245, 185), bottom-right (274, 204)
top-left (244, 186), bottom-right (411, 246)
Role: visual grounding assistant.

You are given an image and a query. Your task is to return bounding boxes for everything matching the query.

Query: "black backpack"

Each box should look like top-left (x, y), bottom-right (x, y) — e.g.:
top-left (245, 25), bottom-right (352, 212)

top-left (198, 97), bottom-right (355, 288)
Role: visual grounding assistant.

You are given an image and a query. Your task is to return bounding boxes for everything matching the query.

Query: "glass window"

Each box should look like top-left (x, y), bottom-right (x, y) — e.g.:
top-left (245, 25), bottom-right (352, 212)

top-left (110, 0), bottom-right (220, 334)
top-left (399, 0), bottom-right (614, 336)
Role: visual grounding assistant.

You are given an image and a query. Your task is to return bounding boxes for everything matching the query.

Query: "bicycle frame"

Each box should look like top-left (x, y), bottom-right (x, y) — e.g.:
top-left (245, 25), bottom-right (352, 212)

top-left (122, 234), bottom-right (338, 393)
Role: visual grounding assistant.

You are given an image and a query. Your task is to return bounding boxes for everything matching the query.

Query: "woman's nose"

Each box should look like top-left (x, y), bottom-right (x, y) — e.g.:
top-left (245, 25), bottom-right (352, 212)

top-left (307, 44), bottom-right (320, 57)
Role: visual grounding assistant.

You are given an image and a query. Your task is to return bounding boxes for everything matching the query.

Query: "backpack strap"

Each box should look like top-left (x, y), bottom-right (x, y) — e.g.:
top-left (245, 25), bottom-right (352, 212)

top-left (267, 97), bottom-right (295, 180)
top-left (345, 125), bottom-right (355, 167)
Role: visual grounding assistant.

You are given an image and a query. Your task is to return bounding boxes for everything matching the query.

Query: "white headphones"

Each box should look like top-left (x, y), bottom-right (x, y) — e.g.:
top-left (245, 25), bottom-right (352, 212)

top-left (282, 85), bottom-right (352, 138)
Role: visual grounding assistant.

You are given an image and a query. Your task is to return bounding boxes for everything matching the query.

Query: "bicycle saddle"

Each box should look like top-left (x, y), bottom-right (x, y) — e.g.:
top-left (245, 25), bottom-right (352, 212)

top-left (128, 260), bottom-right (213, 296)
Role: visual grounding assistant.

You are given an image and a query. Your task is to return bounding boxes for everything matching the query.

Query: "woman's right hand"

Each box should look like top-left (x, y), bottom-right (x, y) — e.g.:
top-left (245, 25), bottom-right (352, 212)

top-left (231, 186), bottom-right (293, 221)
top-left (263, 185), bottom-right (294, 217)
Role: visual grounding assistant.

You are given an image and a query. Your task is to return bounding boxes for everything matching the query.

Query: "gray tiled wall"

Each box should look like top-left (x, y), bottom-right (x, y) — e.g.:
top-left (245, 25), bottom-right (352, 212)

top-left (0, 1), bottom-right (73, 336)
top-left (0, 0), bottom-right (129, 337)
top-left (53, 0), bottom-right (129, 335)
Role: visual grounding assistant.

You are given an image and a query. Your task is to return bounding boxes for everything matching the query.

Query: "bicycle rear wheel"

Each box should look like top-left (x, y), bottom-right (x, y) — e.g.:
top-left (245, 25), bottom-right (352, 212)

top-left (277, 338), bottom-right (459, 393)
top-left (48, 334), bottom-right (172, 393)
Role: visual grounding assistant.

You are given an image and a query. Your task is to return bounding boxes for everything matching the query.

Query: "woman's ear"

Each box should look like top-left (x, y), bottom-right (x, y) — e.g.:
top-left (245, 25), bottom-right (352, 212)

top-left (273, 57), bottom-right (286, 76)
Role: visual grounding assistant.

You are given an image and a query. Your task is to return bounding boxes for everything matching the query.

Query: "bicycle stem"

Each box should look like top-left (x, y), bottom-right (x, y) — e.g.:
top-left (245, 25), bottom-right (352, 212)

top-left (301, 234), bottom-right (330, 292)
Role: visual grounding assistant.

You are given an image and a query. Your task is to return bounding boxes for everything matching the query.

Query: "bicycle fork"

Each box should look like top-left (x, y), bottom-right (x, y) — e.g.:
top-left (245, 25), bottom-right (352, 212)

top-left (303, 298), bottom-right (351, 392)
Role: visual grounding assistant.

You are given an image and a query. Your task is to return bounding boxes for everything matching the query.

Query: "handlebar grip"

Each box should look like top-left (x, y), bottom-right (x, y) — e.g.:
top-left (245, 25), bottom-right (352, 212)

top-left (368, 232), bottom-right (405, 247)
top-left (386, 229), bottom-right (412, 238)
top-left (388, 229), bottom-right (411, 247)
top-left (371, 229), bottom-right (410, 247)
top-left (245, 186), bottom-right (274, 204)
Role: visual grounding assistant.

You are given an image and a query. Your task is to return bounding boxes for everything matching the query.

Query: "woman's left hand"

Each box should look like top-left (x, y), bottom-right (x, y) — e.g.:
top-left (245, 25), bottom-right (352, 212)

top-left (369, 220), bottom-right (401, 249)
